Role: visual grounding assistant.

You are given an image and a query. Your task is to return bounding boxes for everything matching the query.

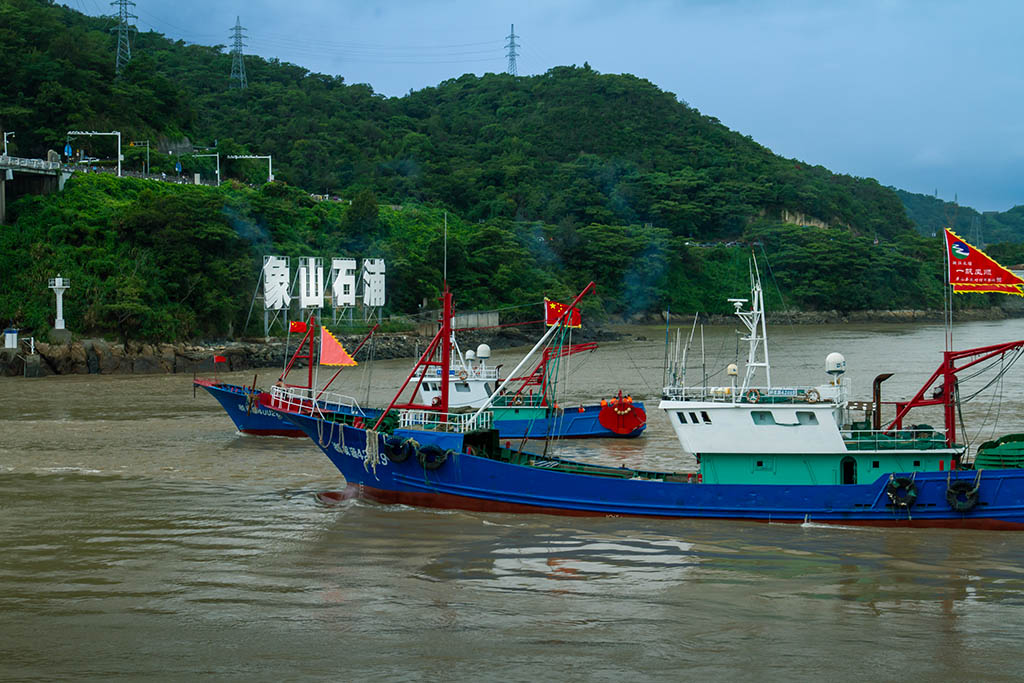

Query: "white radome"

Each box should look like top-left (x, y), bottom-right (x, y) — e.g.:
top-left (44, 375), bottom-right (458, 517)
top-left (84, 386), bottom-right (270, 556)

top-left (826, 352), bottom-right (846, 376)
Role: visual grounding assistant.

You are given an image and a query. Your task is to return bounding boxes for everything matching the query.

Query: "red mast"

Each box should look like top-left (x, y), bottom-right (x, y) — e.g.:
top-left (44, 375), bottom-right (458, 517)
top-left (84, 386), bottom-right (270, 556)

top-left (371, 288), bottom-right (454, 430)
top-left (887, 340), bottom-right (1024, 447)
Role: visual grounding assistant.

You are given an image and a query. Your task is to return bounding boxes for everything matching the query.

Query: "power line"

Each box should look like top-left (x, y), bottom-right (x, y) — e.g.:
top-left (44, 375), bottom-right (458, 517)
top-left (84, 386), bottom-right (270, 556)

top-left (230, 16), bottom-right (248, 89)
top-left (505, 23), bottom-right (519, 76)
top-left (110, 0), bottom-right (136, 76)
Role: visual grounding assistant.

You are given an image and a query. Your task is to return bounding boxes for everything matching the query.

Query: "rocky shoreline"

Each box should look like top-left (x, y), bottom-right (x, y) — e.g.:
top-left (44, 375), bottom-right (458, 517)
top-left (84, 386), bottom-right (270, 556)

top-left (2, 306), bottom-right (1020, 377)
top-left (0, 324), bottom-right (610, 377)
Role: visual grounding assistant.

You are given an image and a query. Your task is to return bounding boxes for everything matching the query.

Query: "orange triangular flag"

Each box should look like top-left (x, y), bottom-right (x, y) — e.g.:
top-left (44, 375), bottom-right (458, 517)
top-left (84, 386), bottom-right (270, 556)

top-left (319, 327), bottom-right (357, 366)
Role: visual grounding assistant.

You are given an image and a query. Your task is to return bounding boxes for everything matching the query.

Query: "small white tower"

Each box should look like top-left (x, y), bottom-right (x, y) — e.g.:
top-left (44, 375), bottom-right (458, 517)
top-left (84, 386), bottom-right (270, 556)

top-left (48, 274), bottom-right (70, 330)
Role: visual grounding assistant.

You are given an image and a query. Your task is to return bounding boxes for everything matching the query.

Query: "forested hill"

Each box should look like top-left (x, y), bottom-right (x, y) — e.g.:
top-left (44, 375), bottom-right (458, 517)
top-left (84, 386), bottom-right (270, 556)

top-left (2, 0), bottom-right (914, 240)
top-left (897, 190), bottom-right (1024, 244)
top-left (2, 0), bottom-right (998, 343)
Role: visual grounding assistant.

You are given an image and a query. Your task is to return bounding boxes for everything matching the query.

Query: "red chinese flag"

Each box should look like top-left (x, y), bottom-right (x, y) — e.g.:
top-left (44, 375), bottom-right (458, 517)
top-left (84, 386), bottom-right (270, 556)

top-left (289, 320), bottom-right (308, 333)
top-left (213, 355), bottom-right (227, 363)
top-left (945, 229), bottom-right (1024, 296)
top-left (319, 327), bottom-right (357, 367)
top-left (544, 297), bottom-right (582, 328)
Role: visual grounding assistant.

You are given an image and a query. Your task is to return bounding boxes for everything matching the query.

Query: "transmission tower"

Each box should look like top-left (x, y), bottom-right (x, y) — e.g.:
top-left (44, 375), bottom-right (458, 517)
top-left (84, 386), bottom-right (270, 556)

top-left (230, 17), bottom-right (248, 89)
top-left (505, 24), bottom-right (519, 76)
top-left (110, 0), bottom-right (136, 76)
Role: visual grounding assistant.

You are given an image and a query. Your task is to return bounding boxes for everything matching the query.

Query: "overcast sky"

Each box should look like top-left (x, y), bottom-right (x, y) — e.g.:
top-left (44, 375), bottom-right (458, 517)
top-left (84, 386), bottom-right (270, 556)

top-left (72, 0), bottom-right (1024, 212)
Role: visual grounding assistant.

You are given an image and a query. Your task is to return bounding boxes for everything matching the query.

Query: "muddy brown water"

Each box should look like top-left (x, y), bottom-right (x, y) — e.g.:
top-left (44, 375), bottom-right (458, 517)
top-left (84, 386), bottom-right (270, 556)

top-left (3, 320), bottom-right (1024, 680)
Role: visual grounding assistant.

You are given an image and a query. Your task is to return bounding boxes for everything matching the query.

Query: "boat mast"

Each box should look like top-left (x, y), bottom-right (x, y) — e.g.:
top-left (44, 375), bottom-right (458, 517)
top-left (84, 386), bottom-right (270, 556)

top-left (734, 258), bottom-right (770, 397)
top-left (469, 282), bottom-right (595, 428)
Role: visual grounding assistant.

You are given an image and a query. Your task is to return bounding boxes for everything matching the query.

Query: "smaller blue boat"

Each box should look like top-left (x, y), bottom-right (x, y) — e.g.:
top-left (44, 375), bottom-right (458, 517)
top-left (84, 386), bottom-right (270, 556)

top-left (197, 310), bottom-right (645, 439)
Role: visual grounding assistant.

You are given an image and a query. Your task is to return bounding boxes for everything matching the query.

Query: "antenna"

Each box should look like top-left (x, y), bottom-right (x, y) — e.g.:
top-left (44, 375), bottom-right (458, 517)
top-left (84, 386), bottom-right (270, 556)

top-left (443, 211), bottom-right (448, 286)
top-left (110, 0), bottom-right (136, 76)
top-left (505, 24), bottom-right (519, 76)
top-left (230, 17), bottom-right (248, 89)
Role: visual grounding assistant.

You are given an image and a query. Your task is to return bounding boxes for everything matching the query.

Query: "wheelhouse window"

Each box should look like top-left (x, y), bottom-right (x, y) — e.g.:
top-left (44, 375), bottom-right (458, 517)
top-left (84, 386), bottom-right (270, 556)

top-left (454, 382), bottom-right (471, 392)
top-left (796, 411), bottom-right (819, 425)
top-left (751, 411), bottom-right (776, 425)
top-left (701, 411), bottom-right (712, 424)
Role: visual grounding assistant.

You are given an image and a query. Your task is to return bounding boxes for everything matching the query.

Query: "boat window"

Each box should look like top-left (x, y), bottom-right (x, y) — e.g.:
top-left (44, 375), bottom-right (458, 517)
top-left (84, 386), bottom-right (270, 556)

top-left (796, 411), bottom-right (818, 425)
top-left (872, 461), bottom-right (880, 468)
top-left (751, 411), bottom-right (776, 425)
top-left (484, 384), bottom-right (493, 395)
top-left (688, 412), bottom-right (699, 424)
top-left (701, 411), bottom-right (712, 424)
top-left (454, 382), bottom-right (471, 392)
top-left (913, 460), bottom-right (920, 467)
top-left (675, 412), bottom-right (687, 426)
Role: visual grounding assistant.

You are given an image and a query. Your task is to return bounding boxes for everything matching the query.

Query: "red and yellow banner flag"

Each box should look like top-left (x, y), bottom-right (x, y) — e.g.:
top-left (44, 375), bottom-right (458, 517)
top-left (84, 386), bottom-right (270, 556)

top-left (319, 327), bottom-right (357, 366)
top-left (544, 298), bottom-right (582, 328)
top-left (945, 229), bottom-right (1024, 296)
top-left (289, 320), bottom-right (308, 333)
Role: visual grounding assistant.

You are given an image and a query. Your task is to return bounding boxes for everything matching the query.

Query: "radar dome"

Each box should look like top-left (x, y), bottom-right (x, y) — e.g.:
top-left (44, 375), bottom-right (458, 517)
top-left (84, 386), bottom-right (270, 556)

top-left (465, 350), bottom-right (476, 361)
top-left (727, 363), bottom-right (738, 377)
top-left (476, 343), bottom-right (491, 359)
top-left (826, 352), bottom-right (846, 376)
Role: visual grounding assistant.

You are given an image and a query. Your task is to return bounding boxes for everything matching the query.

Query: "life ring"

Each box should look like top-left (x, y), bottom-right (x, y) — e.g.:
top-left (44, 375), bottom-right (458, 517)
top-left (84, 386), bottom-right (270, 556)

top-left (886, 477), bottom-right (918, 507)
top-left (514, 397), bottom-right (523, 406)
top-left (431, 396), bottom-right (442, 407)
top-left (391, 438), bottom-right (418, 463)
top-left (746, 389), bottom-right (761, 404)
top-left (946, 480), bottom-right (979, 512)
top-left (805, 388), bottom-right (820, 403)
top-left (418, 444), bottom-right (450, 470)
top-left (458, 370), bottom-right (468, 380)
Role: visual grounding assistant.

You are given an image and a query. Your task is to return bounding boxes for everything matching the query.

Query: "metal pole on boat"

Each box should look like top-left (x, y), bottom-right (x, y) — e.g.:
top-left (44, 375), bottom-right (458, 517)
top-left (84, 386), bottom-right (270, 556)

top-left (469, 282), bottom-right (595, 429)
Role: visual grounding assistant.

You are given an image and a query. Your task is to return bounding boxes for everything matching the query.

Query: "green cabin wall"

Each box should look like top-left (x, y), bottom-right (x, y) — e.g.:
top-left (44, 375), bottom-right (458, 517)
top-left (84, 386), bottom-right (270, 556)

top-left (700, 452), bottom-right (955, 485)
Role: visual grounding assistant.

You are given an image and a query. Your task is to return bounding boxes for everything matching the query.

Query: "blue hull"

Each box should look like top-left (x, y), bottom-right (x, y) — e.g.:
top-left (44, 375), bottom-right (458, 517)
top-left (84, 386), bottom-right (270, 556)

top-left (283, 411), bottom-right (1024, 529)
top-left (493, 403), bottom-right (646, 439)
top-left (197, 381), bottom-right (643, 439)
top-left (196, 381), bottom-right (303, 436)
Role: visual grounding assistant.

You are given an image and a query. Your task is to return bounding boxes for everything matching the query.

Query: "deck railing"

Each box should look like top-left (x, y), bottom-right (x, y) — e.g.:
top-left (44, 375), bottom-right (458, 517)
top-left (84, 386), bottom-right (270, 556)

top-left (398, 409), bottom-right (494, 433)
top-left (663, 383), bottom-right (848, 404)
top-left (841, 427), bottom-right (950, 451)
top-left (414, 365), bottom-right (500, 381)
top-left (269, 385), bottom-right (367, 417)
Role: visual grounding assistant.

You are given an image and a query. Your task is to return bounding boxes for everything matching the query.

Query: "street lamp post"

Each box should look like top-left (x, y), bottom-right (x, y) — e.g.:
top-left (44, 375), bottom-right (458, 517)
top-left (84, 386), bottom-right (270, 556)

top-left (130, 140), bottom-right (150, 175)
top-left (67, 130), bottom-right (122, 176)
top-left (2, 131), bottom-right (13, 156)
top-left (226, 154), bottom-right (273, 183)
top-left (192, 152), bottom-right (221, 185)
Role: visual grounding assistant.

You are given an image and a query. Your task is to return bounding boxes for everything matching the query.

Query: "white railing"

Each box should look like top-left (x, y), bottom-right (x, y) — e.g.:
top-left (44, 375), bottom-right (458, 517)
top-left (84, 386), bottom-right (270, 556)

top-left (399, 409), bottom-right (494, 433)
top-left (414, 365), bottom-right (500, 381)
top-left (841, 427), bottom-right (950, 450)
top-left (0, 155), bottom-right (61, 171)
top-left (662, 382), bottom-right (849, 404)
top-left (269, 385), bottom-right (366, 416)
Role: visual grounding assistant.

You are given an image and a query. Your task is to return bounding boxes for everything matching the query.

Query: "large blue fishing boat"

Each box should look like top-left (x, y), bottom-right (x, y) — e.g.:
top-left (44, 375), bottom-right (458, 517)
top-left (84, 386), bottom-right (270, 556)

top-left (273, 253), bottom-right (1024, 529)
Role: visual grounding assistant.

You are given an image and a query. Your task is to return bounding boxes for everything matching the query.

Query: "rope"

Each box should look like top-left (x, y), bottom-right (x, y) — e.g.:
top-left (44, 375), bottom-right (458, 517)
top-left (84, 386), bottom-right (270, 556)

top-left (621, 344), bottom-right (656, 395)
top-left (364, 428), bottom-right (380, 474)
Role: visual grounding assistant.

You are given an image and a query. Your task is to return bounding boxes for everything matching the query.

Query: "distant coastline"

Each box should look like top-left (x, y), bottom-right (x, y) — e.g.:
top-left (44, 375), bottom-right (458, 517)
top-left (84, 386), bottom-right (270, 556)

top-left (3, 305), bottom-right (1021, 377)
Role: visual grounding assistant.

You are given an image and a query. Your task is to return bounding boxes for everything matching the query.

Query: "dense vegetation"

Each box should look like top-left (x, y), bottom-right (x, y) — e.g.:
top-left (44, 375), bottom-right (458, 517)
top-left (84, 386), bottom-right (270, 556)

top-left (2, 175), bottom-right (960, 342)
top-left (898, 190), bottom-right (1024, 244)
top-left (0, 0), bottom-right (1012, 341)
